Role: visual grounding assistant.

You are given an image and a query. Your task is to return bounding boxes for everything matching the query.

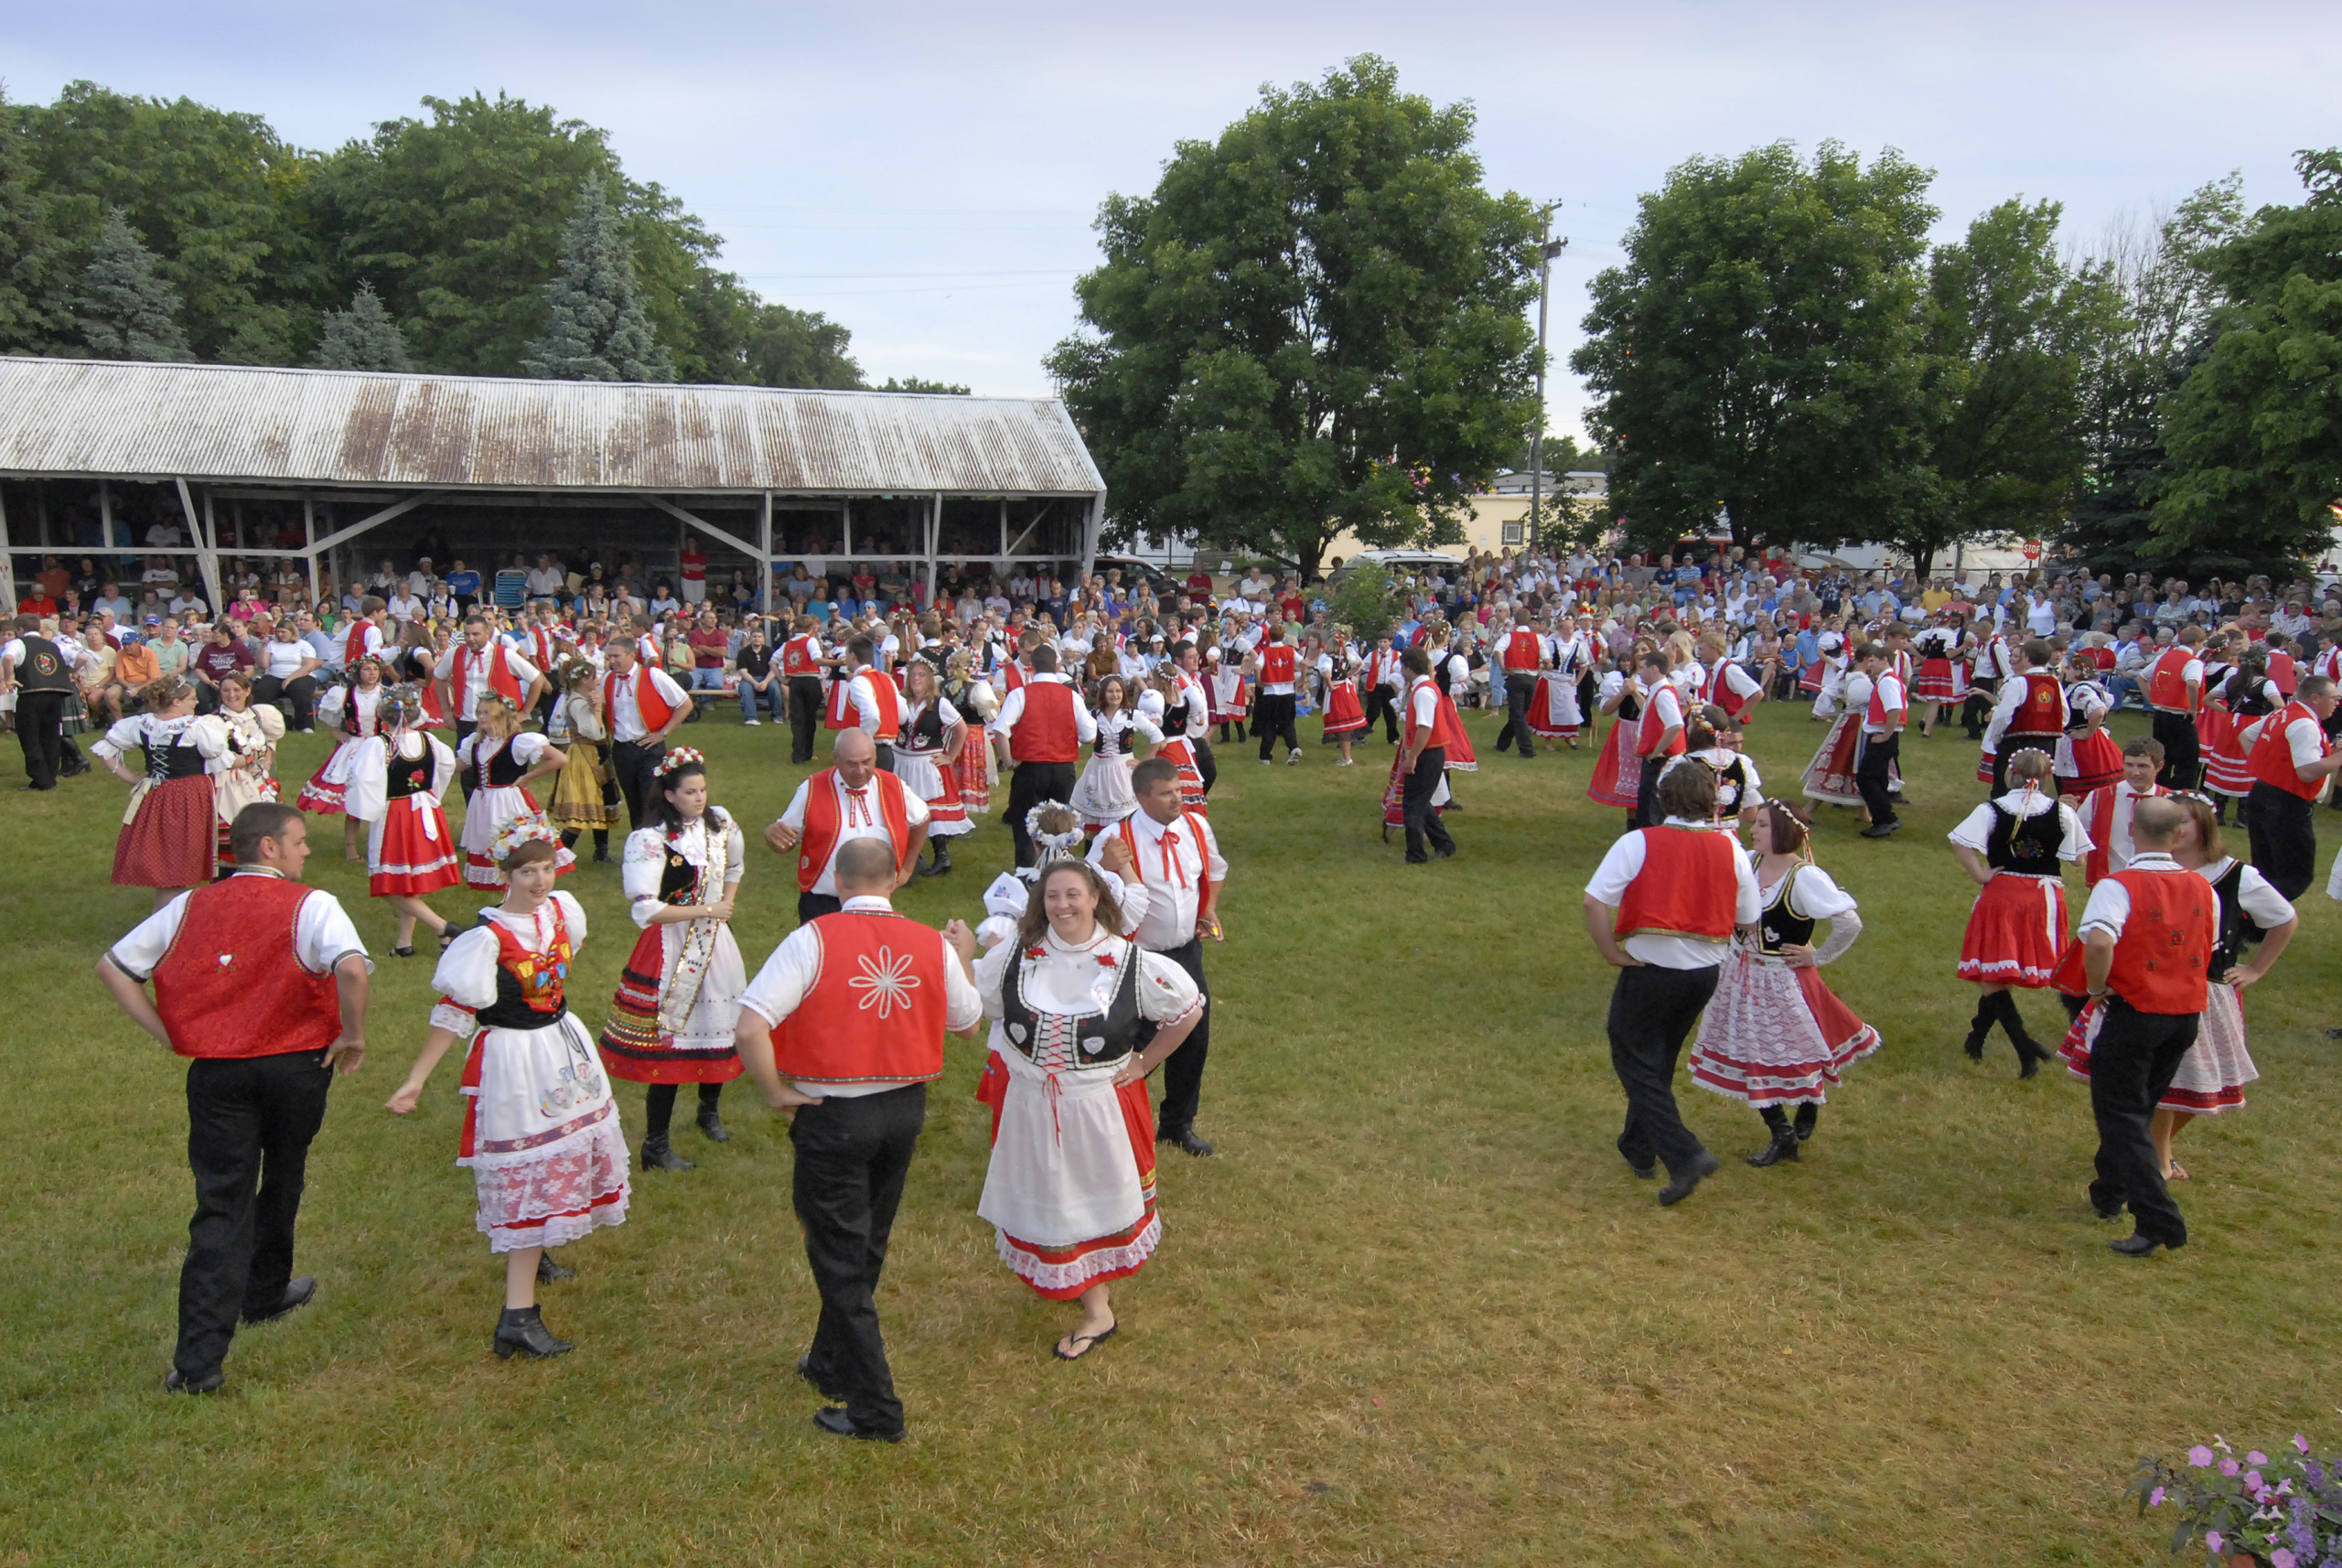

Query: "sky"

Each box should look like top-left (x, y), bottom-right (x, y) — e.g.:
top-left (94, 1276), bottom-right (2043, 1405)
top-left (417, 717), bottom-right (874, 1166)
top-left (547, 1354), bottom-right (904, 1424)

top-left (5, 1), bottom-right (2337, 439)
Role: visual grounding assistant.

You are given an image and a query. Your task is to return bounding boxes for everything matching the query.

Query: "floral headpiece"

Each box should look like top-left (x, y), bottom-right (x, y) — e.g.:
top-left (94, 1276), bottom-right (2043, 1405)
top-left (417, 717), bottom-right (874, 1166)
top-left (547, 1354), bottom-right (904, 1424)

top-left (1023, 800), bottom-right (1087, 869)
top-left (381, 682), bottom-right (425, 730)
top-left (653, 746), bottom-right (704, 779)
top-left (489, 811), bottom-right (564, 862)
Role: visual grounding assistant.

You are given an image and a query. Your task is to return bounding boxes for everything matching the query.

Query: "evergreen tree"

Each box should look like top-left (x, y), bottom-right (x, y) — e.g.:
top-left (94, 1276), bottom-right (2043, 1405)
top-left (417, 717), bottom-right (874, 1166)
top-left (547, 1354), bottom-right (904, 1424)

top-left (312, 281), bottom-right (414, 371)
top-left (521, 178), bottom-right (671, 381)
top-left (74, 206), bottom-right (190, 360)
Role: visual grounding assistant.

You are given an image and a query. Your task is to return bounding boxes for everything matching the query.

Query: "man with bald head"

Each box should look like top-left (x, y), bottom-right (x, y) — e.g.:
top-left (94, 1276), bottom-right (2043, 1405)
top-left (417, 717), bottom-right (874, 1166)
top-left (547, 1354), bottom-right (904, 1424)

top-left (765, 729), bottom-right (930, 923)
top-left (2075, 795), bottom-right (2218, 1257)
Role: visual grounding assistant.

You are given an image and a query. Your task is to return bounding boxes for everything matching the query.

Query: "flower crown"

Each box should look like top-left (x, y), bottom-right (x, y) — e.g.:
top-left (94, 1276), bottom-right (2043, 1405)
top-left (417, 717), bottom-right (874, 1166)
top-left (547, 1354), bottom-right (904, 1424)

top-left (1023, 800), bottom-right (1087, 866)
top-left (489, 811), bottom-right (564, 861)
top-left (653, 746), bottom-right (705, 779)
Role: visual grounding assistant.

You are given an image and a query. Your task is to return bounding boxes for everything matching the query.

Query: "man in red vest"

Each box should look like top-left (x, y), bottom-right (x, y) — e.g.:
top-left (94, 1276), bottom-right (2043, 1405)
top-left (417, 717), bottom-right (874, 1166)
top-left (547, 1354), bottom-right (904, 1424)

top-left (780, 614), bottom-right (827, 764)
top-left (95, 802), bottom-right (371, 1393)
top-left (1253, 622), bottom-right (1302, 765)
top-left (2240, 673), bottom-right (2342, 900)
top-left (1981, 638), bottom-right (2068, 796)
top-left (1630, 649), bottom-right (1686, 829)
top-left (2074, 738), bottom-right (2167, 886)
top-left (603, 635), bottom-right (692, 832)
top-left (842, 636), bottom-right (903, 770)
top-left (733, 838), bottom-right (983, 1442)
top-left (987, 644), bottom-right (1096, 867)
top-left (1852, 642), bottom-right (1907, 838)
top-left (1398, 646), bottom-right (1459, 863)
top-left (1583, 764), bottom-right (1759, 1207)
top-left (765, 728), bottom-right (930, 923)
top-left (2077, 798), bottom-right (2217, 1256)
top-left (434, 613), bottom-right (547, 751)
top-left (2142, 626), bottom-right (2207, 790)
top-left (1493, 611), bottom-right (1549, 759)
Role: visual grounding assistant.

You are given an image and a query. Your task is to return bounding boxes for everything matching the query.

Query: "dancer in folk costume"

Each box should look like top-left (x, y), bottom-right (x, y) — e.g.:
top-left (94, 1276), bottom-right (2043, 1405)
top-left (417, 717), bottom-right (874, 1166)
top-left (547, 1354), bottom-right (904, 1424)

top-left (1319, 644), bottom-right (1367, 765)
top-left (1910, 617), bottom-right (1970, 737)
top-left (545, 659), bottom-right (619, 865)
top-left (1170, 640), bottom-right (1219, 800)
top-left (90, 677), bottom-right (232, 907)
top-left (1948, 747), bottom-right (2089, 1076)
top-left (1531, 619), bottom-right (1589, 747)
top-left (1977, 639), bottom-right (2070, 797)
top-left (344, 685), bottom-right (461, 958)
top-left (1693, 632), bottom-right (1765, 731)
top-left (1663, 707), bottom-right (1764, 838)
top-left (2072, 738), bottom-right (2169, 887)
top-left (211, 673), bottom-right (286, 868)
top-left (956, 848), bottom-right (1203, 1360)
top-left (2199, 650), bottom-right (2279, 823)
top-left (1799, 645), bottom-right (1869, 811)
top-left (1628, 648), bottom-right (1688, 829)
top-left (1803, 630), bottom-right (1848, 719)
top-left (2054, 650), bottom-right (2124, 796)
top-left (2142, 627), bottom-right (2208, 791)
top-left (1492, 611), bottom-right (1551, 758)
top-left (598, 749), bottom-right (748, 1172)
top-left (298, 656), bottom-right (392, 860)
top-left (1138, 685), bottom-right (1208, 812)
top-left (2058, 793), bottom-right (2294, 1181)
top-left (1069, 671), bottom-right (1161, 829)
top-left (1585, 648), bottom-right (1648, 816)
top-left (896, 659), bottom-right (974, 877)
top-left (1208, 647), bottom-right (1250, 746)
top-left (455, 694), bottom-right (576, 889)
top-left (1383, 646), bottom-right (1472, 859)
top-left (940, 651), bottom-right (997, 824)
top-left (1687, 799), bottom-right (1881, 1167)
top-left (388, 817), bottom-right (628, 1359)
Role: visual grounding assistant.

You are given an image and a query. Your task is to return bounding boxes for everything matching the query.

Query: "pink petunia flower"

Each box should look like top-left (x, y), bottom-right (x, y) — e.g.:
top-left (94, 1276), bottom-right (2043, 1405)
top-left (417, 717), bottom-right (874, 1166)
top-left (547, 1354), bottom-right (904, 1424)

top-left (2294, 1434), bottom-right (2310, 1454)
top-left (2244, 1470), bottom-right (2263, 1491)
top-left (2271, 1551), bottom-right (2296, 1568)
top-left (2248, 1451), bottom-right (2269, 1466)
top-left (2189, 1446), bottom-right (2216, 1467)
top-left (2148, 1487), bottom-right (2165, 1508)
top-left (2206, 1531), bottom-right (2223, 1552)
top-left (2219, 1458), bottom-right (2240, 1477)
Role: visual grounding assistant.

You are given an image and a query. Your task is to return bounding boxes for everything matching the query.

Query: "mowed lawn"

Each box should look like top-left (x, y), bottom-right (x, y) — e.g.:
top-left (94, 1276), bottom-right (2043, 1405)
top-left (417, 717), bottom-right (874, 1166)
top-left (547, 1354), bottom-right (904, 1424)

top-left (2, 698), bottom-right (2336, 1568)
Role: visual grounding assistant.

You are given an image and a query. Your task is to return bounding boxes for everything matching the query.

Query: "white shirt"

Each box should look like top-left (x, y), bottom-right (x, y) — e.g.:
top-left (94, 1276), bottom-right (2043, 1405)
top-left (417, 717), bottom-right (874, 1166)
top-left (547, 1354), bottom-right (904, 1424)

top-left (2240, 707), bottom-right (2327, 775)
top-left (259, 639), bottom-right (313, 680)
top-left (1862, 672), bottom-right (1906, 735)
top-left (776, 773), bottom-right (931, 895)
top-left (1407, 679), bottom-right (1441, 734)
top-left (736, 894), bottom-right (982, 1097)
top-left (1088, 808), bottom-right (1228, 950)
top-left (606, 664), bottom-right (690, 744)
top-left (988, 674), bottom-right (1099, 746)
top-left (2074, 781), bottom-right (2159, 875)
top-left (1584, 819), bottom-right (1763, 969)
top-left (107, 870), bottom-right (372, 983)
top-left (434, 643), bottom-right (543, 721)
top-left (847, 670), bottom-right (897, 736)
top-left (525, 565), bottom-right (567, 596)
top-left (1949, 789), bottom-right (2090, 863)
top-left (971, 925), bottom-right (1202, 1069)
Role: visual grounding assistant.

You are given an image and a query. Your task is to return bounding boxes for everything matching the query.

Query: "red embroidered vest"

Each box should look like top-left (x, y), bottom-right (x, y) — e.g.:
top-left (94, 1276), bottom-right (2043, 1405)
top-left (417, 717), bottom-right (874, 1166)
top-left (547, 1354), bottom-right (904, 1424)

top-left (152, 875), bottom-right (340, 1059)
top-left (2081, 781), bottom-right (2165, 886)
top-left (855, 671), bottom-right (901, 739)
top-left (1503, 629), bottom-right (1542, 671)
top-left (2249, 701), bottom-right (2327, 800)
top-left (1010, 680), bottom-right (1079, 762)
top-left (1613, 827), bottom-right (1739, 941)
top-left (2006, 671), bottom-right (2065, 737)
top-left (2104, 868), bottom-right (2214, 1015)
top-left (771, 911), bottom-right (951, 1085)
top-left (797, 770), bottom-right (913, 891)
top-left (2146, 648), bottom-right (2198, 713)
top-left (605, 667), bottom-right (677, 738)
top-left (1260, 643), bottom-right (1296, 684)
top-left (1636, 686), bottom-right (1686, 757)
top-left (454, 645), bottom-right (525, 716)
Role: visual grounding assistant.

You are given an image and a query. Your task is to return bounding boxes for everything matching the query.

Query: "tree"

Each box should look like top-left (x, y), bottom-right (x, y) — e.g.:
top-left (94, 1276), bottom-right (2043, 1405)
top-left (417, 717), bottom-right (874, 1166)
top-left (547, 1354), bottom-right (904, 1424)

top-left (1574, 142), bottom-right (1937, 554)
top-left (2152, 149), bottom-right (2342, 575)
top-left (75, 206), bottom-right (190, 360)
top-left (1326, 557), bottom-right (1401, 641)
top-left (1903, 199), bottom-right (2115, 579)
top-left (522, 179), bottom-right (671, 381)
top-left (2061, 177), bottom-right (2245, 577)
top-left (1048, 56), bottom-right (1541, 581)
top-left (0, 87), bottom-right (76, 354)
top-left (312, 281), bottom-right (414, 371)
top-left (878, 376), bottom-right (971, 394)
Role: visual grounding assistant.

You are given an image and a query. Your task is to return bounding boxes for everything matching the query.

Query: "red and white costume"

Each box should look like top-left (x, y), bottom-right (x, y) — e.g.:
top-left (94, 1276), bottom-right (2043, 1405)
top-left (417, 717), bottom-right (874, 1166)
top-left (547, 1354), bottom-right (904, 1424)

top-left (1912, 626), bottom-right (1968, 704)
top-left (2072, 779), bottom-right (2167, 886)
top-left (429, 892), bottom-right (629, 1252)
top-left (1950, 787), bottom-right (2088, 986)
top-left (1531, 632), bottom-right (1588, 738)
top-left (1381, 673), bottom-right (1477, 831)
top-left (296, 682), bottom-right (387, 814)
top-left (598, 811), bottom-right (748, 1083)
top-left (344, 727), bottom-right (460, 897)
top-left (1069, 705), bottom-right (1162, 829)
top-left (454, 732), bottom-right (577, 887)
top-left (1978, 668), bottom-right (2069, 784)
top-left (1689, 860), bottom-right (1880, 1107)
top-left (895, 694), bottom-right (974, 836)
top-left (91, 713), bottom-right (231, 888)
top-left (1585, 671), bottom-right (1643, 811)
top-left (1800, 671), bottom-right (1873, 808)
top-left (776, 768), bottom-right (928, 897)
top-left (2053, 679), bottom-right (2123, 794)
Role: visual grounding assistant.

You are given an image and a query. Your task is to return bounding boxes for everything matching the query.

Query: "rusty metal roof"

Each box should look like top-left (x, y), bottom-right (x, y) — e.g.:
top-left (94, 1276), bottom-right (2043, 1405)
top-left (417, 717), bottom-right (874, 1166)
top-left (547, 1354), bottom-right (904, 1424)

top-left (0, 358), bottom-right (1104, 496)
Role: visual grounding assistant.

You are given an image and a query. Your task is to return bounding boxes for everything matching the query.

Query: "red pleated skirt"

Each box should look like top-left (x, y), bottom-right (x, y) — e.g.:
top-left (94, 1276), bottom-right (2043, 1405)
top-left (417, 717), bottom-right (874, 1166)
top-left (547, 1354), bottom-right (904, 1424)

top-left (112, 777), bottom-right (217, 888)
top-left (1956, 874), bottom-right (2069, 988)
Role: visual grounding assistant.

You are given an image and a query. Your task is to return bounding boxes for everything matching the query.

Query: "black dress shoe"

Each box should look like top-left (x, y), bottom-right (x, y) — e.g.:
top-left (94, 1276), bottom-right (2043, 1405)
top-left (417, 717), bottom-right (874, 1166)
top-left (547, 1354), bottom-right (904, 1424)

top-left (2092, 1202), bottom-right (2126, 1222)
top-left (242, 1276), bottom-right (317, 1325)
top-left (1658, 1150), bottom-right (1723, 1207)
top-left (2109, 1233), bottom-right (2179, 1257)
top-left (1431, 843), bottom-right (1456, 860)
top-left (1163, 1130), bottom-right (1214, 1157)
top-left (696, 1108), bottom-right (730, 1144)
top-left (798, 1353), bottom-right (849, 1400)
top-left (164, 1367), bottom-right (224, 1395)
top-left (493, 1305), bottom-right (574, 1359)
top-left (592, 843), bottom-right (612, 864)
top-left (536, 1253), bottom-right (575, 1283)
top-left (640, 1134), bottom-right (695, 1172)
top-left (1746, 1128), bottom-right (1800, 1167)
top-left (1858, 822), bottom-right (1897, 838)
top-left (1626, 1158), bottom-right (1657, 1180)
top-left (813, 1406), bottom-right (904, 1443)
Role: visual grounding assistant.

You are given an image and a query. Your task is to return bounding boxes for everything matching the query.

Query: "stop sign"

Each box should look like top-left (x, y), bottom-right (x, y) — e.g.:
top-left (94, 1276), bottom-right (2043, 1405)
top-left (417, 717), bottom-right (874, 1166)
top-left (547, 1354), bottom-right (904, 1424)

top-left (2023, 538), bottom-right (2042, 561)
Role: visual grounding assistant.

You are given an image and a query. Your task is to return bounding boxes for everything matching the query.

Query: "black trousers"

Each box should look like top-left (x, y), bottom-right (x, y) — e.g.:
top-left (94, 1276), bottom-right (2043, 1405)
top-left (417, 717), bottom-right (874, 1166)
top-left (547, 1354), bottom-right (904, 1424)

top-left (797, 890), bottom-right (843, 925)
top-left (1144, 939), bottom-right (1211, 1137)
top-left (2245, 782), bottom-right (2316, 900)
top-left (2152, 710), bottom-right (2199, 791)
top-left (611, 738), bottom-right (663, 832)
top-left (1607, 963), bottom-right (1719, 1179)
top-left (1962, 681), bottom-right (1996, 738)
top-left (14, 688), bottom-right (65, 789)
top-left (1402, 745), bottom-right (1454, 862)
top-left (251, 674), bottom-right (319, 731)
top-left (452, 718), bottom-right (478, 798)
top-left (1254, 693), bottom-right (1299, 759)
top-left (1496, 671), bottom-right (1538, 755)
top-left (1362, 684), bottom-right (1400, 741)
top-left (1632, 754), bottom-right (1664, 829)
top-left (790, 1083), bottom-right (926, 1436)
top-left (1855, 731), bottom-right (1899, 825)
top-left (2086, 999), bottom-right (2199, 1246)
top-left (787, 677), bottom-right (824, 762)
top-left (873, 741), bottom-right (896, 773)
top-left (1192, 736), bottom-right (1217, 796)
top-left (177, 1047), bottom-right (333, 1380)
top-left (1004, 759), bottom-right (1076, 867)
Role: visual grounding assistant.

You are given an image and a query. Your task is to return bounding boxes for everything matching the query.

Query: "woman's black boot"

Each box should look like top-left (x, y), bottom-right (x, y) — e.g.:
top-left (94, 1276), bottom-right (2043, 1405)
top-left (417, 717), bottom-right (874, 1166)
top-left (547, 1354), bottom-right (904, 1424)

top-left (1747, 1107), bottom-right (1800, 1167)
top-left (494, 1305), bottom-right (574, 1359)
top-left (695, 1082), bottom-right (729, 1144)
top-left (1792, 1102), bottom-right (1819, 1144)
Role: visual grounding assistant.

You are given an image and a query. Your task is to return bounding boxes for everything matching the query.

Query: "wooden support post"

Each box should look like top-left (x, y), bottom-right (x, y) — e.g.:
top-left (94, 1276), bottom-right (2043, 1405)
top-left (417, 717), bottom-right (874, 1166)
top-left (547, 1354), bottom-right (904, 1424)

top-left (760, 491), bottom-right (774, 618)
top-left (177, 479), bottom-right (221, 618)
top-left (304, 497), bottom-right (320, 606)
top-left (0, 484), bottom-right (16, 612)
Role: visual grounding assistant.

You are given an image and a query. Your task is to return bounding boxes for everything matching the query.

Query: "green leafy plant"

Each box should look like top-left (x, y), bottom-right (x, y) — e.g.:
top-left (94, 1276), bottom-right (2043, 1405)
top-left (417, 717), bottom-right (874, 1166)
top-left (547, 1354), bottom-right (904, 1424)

top-left (2127, 1434), bottom-right (2342, 1566)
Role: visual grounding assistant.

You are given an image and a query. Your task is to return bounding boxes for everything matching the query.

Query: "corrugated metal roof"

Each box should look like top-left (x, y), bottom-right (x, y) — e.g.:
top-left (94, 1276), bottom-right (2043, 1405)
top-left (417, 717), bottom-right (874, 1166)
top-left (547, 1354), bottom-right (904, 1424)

top-left (0, 358), bottom-right (1104, 496)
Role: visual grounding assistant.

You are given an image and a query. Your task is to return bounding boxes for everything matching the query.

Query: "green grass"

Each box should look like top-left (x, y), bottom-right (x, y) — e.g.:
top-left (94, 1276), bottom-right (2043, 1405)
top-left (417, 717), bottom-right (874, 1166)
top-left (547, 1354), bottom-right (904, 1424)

top-left (2, 703), bottom-right (2335, 1567)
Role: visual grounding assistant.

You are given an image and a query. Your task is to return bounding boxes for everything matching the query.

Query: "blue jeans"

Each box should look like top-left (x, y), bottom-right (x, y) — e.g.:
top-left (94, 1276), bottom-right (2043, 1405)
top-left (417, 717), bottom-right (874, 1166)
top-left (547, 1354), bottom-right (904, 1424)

top-left (740, 681), bottom-right (782, 722)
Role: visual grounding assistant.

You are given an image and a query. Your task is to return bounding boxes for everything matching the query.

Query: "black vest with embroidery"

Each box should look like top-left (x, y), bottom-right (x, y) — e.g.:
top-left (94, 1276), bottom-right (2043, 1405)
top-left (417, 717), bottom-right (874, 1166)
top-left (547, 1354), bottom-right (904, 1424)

top-left (473, 737), bottom-right (531, 789)
top-left (1756, 862), bottom-right (1815, 953)
top-left (14, 634), bottom-right (70, 693)
top-left (999, 941), bottom-right (1143, 1067)
top-left (903, 701), bottom-right (946, 751)
top-left (2208, 859), bottom-right (2262, 975)
top-left (1985, 801), bottom-right (2066, 873)
top-left (387, 742), bottom-right (434, 800)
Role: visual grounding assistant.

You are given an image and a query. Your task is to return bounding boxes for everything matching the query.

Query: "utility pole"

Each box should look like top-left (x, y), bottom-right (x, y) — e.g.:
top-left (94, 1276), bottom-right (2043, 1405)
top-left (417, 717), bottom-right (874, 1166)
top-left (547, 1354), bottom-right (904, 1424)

top-left (1528, 204), bottom-right (1567, 553)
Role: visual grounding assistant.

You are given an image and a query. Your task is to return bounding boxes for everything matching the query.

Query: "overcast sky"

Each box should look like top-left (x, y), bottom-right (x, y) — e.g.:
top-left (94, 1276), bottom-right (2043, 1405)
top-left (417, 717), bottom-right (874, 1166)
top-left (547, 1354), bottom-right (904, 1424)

top-left (6, 2), bottom-right (2337, 436)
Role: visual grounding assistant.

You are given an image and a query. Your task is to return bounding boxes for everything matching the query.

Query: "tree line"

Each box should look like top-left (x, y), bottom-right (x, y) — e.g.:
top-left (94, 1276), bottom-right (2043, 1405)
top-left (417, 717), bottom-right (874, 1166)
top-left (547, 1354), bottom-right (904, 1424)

top-left (0, 81), bottom-right (968, 392)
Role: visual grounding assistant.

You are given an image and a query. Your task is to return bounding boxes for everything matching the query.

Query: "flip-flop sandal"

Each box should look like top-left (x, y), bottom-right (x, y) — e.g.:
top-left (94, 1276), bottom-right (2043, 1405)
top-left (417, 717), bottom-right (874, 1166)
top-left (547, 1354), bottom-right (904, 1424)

top-left (1053, 1323), bottom-right (1118, 1361)
top-left (2167, 1163), bottom-right (2190, 1181)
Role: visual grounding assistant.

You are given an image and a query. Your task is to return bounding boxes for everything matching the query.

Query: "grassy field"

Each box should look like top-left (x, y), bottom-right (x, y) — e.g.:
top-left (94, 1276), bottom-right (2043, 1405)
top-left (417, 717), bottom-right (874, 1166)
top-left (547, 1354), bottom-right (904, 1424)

top-left (2, 698), bottom-right (2336, 1567)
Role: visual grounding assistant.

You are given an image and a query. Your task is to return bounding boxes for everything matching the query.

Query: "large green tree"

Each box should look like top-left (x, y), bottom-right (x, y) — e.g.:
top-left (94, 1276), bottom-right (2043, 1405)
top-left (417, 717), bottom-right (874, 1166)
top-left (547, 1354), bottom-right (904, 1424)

top-left (523, 179), bottom-right (671, 381)
top-left (2152, 150), bottom-right (2342, 575)
top-left (1903, 199), bottom-right (2117, 578)
top-left (74, 206), bottom-right (190, 360)
top-left (1574, 141), bottom-right (1937, 553)
top-left (0, 88), bottom-right (77, 353)
top-left (312, 281), bottom-right (414, 371)
top-left (1048, 56), bottom-right (1541, 579)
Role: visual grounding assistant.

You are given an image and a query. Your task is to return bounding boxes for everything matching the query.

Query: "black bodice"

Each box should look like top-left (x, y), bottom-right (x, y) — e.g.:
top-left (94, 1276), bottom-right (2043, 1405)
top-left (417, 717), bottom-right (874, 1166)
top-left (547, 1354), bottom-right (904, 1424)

top-left (387, 743), bottom-right (434, 800)
top-left (144, 724), bottom-right (210, 784)
top-left (1756, 863), bottom-right (1815, 953)
top-left (473, 736), bottom-right (531, 789)
top-left (1985, 801), bottom-right (2067, 873)
top-left (2208, 860), bottom-right (2261, 975)
top-left (1000, 942), bottom-right (1144, 1067)
top-left (904, 701), bottom-right (946, 751)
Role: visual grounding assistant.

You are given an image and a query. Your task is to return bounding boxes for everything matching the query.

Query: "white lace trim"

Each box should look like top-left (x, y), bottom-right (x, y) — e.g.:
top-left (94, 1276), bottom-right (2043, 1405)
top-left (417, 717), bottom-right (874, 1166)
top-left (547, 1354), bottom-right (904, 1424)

top-left (994, 1210), bottom-right (1161, 1293)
